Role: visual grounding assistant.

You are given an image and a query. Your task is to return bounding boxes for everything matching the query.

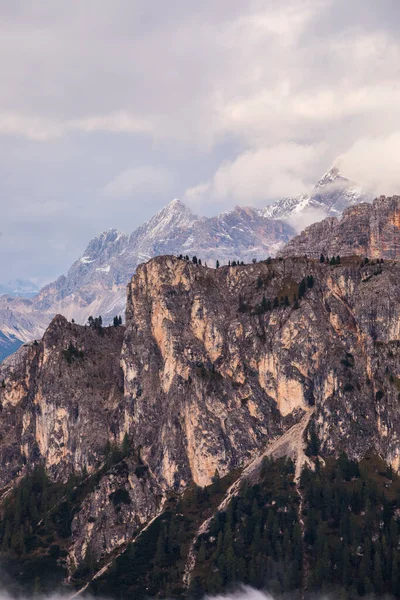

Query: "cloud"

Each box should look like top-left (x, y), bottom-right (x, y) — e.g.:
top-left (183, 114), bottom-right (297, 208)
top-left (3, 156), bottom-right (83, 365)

top-left (339, 133), bottom-right (400, 197)
top-left (185, 143), bottom-right (325, 209)
top-left (2, 0), bottom-right (400, 282)
top-left (287, 207), bottom-right (328, 234)
top-left (0, 111), bottom-right (154, 141)
top-left (204, 587), bottom-right (274, 600)
top-left (103, 165), bottom-right (175, 198)
top-left (0, 585), bottom-right (274, 600)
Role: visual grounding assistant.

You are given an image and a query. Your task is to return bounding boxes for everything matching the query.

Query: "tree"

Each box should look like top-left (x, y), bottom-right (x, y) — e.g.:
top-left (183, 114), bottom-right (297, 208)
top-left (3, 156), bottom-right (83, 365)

top-left (122, 433), bottom-right (130, 456)
top-left (252, 258), bottom-right (257, 264)
top-left (320, 254), bottom-right (325, 263)
top-left (216, 260), bottom-right (220, 268)
top-left (298, 279), bottom-right (306, 298)
top-left (192, 256), bottom-right (198, 264)
top-left (261, 295), bottom-right (268, 313)
top-left (306, 420), bottom-right (320, 456)
top-left (212, 469), bottom-right (221, 492)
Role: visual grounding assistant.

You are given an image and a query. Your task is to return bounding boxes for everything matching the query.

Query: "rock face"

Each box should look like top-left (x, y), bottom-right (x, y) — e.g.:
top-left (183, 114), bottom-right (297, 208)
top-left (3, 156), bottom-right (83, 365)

top-left (280, 195), bottom-right (400, 259)
top-left (2, 255), bottom-right (400, 575)
top-left (0, 166), bottom-right (371, 362)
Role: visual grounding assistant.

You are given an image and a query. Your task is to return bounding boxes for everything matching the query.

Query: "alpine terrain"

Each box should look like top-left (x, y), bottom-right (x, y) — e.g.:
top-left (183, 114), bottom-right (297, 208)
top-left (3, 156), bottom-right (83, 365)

top-left (0, 166), bottom-right (370, 362)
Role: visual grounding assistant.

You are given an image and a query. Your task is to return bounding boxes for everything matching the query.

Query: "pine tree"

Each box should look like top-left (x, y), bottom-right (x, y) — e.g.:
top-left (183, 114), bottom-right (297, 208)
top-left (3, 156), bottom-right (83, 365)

top-left (298, 279), bottom-right (306, 298)
top-left (261, 295), bottom-right (268, 313)
top-left (216, 260), bottom-right (220, 268)
top-left (122, 433), bottom-right (130, 456)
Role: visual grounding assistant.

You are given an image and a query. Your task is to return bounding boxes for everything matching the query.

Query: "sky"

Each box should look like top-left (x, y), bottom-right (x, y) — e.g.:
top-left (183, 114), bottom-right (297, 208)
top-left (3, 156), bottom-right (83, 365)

top-left (1, 0), bottom-right (400, 285)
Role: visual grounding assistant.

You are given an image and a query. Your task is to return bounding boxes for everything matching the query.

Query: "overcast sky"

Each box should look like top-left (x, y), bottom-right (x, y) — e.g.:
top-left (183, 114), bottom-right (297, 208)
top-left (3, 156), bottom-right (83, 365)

top-left (1, 0), bottom-right (400, 285)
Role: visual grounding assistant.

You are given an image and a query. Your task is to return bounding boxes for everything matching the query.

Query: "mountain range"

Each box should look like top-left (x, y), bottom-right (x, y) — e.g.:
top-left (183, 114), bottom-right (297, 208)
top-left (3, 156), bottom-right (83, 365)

top-left (0, 166), bottom-right (370, 362)
top-left (0, 279), bottom-right (39, 298)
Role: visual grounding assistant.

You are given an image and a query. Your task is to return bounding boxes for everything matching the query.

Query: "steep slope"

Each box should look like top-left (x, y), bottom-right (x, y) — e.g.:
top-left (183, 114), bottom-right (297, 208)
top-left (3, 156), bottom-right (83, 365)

top-left (279, 195), bottom-right (400, 259)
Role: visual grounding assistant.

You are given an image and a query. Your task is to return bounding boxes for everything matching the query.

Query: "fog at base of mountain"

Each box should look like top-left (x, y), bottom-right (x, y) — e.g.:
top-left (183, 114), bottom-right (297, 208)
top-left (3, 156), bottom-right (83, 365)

top-left (0, 585), bottom-right (322, 600)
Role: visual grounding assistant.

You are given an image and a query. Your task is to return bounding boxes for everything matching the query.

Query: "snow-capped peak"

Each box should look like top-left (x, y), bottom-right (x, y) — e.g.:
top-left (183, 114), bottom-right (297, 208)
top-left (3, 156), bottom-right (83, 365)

top-left (166, 198), bottom-right (185, 210)
top-left (314, 164), bottom-right (357, 191)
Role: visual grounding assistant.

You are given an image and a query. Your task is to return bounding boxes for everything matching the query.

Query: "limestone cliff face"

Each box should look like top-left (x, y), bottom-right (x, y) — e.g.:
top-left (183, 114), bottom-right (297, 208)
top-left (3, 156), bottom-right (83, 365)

top-left (280, 195), bottom-right (400, 259)
top-left (0, 316), bottom-right (126, 486)
top-left (121, 256), bottom-right (400, 482)
top-left (3, 255), bottom-right (400, 574)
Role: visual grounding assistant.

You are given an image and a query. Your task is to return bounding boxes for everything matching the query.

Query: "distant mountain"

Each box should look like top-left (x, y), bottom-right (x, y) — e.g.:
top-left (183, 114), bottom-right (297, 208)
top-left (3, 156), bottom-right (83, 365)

top-left (32, 199), bottom-right (295, 325)
top-left (0, 279), bottom-right (39, 299)
top-left (262, 166), bottom-right (369, 221)
top-left (0, 166), bottom-right (371, 361)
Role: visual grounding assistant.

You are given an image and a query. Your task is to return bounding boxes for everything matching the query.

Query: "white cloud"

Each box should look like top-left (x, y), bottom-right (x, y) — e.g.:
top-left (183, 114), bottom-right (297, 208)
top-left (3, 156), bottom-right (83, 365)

top-left (0, 111), bottom-right (154, 141)
top-left (339, 133), bottom-right (400, 196)
top-left (185, 143), bottom-right (325, 209)
top-left (103, 165), bottom-right (174, 198)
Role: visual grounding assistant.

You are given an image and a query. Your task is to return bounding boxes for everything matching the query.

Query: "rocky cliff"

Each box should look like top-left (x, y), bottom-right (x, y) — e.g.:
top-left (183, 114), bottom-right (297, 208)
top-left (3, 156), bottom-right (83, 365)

top-left (1, 255), bottom-right (400, 592)
top-left (280, 195), bottom-right (400, 259)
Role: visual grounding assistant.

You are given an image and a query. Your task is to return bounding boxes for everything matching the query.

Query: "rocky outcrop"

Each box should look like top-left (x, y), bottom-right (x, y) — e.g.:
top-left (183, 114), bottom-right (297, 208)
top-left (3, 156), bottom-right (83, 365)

top-left (3, 255), bottom-right (400, 575)
top-left (121, 255), bottom-right (400, 480)
top-left (280, 195), bottom-right (400, 259)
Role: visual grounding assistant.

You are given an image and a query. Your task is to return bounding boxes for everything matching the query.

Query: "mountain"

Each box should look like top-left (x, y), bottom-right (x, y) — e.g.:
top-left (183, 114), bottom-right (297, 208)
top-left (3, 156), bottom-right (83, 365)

top-left (1, 255), bottom-right (400, 596)
top-left (0, 166), bottom-right (371, 362)
top-left (262, 165), bottom-right (369, 220)
top-left (0, 279), bottom-right (39, 298)
top-left (0, 295), bottom-right (50, 361)
top-left (279, 195), bottom-right (400, 259)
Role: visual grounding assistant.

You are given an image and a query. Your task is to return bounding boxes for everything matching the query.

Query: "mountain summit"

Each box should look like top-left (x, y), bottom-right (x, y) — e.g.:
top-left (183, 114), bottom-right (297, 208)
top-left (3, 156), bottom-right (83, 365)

top-left (0, 166), bottom-right (371, 361)
top-left (263, 165), bottom-right (370, 222)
